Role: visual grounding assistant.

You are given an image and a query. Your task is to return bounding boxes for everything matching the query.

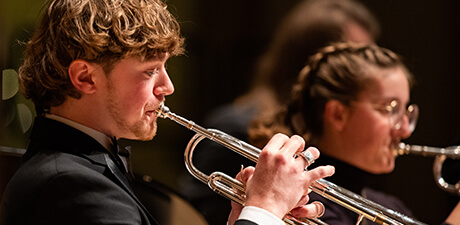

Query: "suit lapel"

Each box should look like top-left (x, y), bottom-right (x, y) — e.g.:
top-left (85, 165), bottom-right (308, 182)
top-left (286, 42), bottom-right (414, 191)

top-left (103, 154), bottom-right (157, 224)
top-left (27, 116), bottom-right (158, 225)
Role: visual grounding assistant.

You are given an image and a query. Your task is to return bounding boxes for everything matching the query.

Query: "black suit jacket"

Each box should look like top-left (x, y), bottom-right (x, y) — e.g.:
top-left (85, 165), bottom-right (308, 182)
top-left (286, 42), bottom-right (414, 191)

top-left (235, 220), bottom-right (257, 225)
top-left (0, 117), bottom-right (263, 225)
top-left (0, 117), bottom-right (157, 225)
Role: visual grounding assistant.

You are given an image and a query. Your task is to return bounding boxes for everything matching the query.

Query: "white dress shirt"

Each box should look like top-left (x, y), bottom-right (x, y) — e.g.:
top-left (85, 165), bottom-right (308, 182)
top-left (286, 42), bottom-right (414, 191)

top-left (238, 206), bottom-right (284, 225)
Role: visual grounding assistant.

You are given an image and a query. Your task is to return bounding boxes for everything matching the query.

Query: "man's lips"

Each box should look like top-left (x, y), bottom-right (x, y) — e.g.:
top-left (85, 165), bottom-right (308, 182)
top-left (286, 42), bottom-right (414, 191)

top-left (145, 110), bottom-right (157, 117)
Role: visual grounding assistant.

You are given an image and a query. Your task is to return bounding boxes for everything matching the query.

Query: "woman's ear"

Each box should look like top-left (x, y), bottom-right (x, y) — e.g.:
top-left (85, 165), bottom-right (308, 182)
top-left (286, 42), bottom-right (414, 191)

top-left (324, 100), bottom-right (349, 131)
top-left (68, 59), bottom-right (97, 94)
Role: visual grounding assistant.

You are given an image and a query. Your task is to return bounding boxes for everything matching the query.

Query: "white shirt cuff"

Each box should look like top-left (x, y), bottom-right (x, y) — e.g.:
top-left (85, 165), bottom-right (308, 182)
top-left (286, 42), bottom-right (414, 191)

top-left (237, 206), bottom-right (285, 225)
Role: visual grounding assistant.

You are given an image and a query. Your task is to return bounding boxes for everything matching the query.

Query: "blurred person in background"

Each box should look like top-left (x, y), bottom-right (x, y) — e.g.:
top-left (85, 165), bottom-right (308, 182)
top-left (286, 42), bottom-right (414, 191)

top-left (249, 42), bottom-right (460, 225)
top-left (180, 0), bottom-right (380, 224)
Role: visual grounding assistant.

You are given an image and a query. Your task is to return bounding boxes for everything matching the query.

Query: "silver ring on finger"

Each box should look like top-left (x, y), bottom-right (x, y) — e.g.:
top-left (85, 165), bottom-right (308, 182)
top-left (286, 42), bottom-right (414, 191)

top-left (298, 150), bottom-right (315, 171)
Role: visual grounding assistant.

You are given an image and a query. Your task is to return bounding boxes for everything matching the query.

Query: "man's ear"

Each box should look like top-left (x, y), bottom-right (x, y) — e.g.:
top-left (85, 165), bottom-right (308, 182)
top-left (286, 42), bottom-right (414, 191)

top-left (324, 100), bottom-right (349, 131)
top-left (68, 59), bottom-right (97, 94)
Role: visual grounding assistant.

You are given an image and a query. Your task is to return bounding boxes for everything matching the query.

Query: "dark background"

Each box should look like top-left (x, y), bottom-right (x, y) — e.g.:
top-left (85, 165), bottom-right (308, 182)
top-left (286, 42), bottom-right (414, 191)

top-left (1, 0), bottom-right (459, 224)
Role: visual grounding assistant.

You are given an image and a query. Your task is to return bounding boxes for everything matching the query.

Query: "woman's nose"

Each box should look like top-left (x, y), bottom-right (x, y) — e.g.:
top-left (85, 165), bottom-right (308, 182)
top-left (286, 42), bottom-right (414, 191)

top-left (392, 115), bottom-right (412, 139)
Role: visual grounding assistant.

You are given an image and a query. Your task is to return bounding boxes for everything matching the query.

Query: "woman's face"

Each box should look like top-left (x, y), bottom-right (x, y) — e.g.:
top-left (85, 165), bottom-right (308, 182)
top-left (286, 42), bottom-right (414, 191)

top-left (339, 66), bottom-right (412, 174)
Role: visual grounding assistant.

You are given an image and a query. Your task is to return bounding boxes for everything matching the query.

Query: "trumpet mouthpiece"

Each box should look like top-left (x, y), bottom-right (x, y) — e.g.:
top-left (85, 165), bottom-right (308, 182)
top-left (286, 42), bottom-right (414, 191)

top-left (156, 103), bottom-right (170, 119)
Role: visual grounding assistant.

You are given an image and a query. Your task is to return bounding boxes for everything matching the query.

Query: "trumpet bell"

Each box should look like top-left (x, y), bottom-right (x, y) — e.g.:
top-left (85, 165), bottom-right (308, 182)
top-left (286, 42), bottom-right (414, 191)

top-left (396, 143), bottom-right (460, 196)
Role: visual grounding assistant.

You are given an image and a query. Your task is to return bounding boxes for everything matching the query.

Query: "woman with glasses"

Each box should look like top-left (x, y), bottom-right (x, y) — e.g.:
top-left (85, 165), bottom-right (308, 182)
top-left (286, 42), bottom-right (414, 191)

top-left (248, 42), bottom-right (422, 224)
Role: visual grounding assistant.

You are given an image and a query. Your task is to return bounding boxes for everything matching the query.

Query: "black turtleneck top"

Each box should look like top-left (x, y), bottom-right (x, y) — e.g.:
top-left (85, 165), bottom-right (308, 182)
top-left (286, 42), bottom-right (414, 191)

top-left (308, 154), bottom-right (415, 225)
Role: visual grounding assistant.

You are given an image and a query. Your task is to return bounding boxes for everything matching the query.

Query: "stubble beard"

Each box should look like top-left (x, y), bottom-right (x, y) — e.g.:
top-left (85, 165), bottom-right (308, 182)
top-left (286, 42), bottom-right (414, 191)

top-left (106, 84), bottom-right (157, 141)
top-left (131, 117), bottom-right (157, 141)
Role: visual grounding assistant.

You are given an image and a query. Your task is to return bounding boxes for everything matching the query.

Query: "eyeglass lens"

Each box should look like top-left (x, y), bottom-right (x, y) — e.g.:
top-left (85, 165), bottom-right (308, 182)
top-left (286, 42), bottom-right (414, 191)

top-left (391, 104), bottom-right (419, 132)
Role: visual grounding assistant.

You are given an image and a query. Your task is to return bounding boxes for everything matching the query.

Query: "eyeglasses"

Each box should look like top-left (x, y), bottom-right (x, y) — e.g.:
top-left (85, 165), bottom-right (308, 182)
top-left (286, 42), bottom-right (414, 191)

top-left (351, 100), bottom-right (419, 133)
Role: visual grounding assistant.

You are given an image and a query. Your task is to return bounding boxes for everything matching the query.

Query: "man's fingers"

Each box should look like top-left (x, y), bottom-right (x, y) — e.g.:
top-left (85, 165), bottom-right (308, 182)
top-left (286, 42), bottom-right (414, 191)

top-left (295, 146), bottom-right (320, 171)
top-left (295, 194), bottom-right (310, 208)
top-left (304, 165), bottom-right (335, 181)
top-left (263, 133), bottom-right (290, 152)
top-left (280, 134), bottom-right (305, 156)
top-left (290, 201), bottom-right (325, 218)
top-left (305, 146), bottom-right (320, 159)
top-left (236, 166), bottom-right (255, 184)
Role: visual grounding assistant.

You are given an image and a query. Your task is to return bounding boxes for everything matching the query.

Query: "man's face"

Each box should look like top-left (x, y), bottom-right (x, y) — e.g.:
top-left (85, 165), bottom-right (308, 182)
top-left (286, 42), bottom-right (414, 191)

top-left (102, 54), bottom-right (174, 140)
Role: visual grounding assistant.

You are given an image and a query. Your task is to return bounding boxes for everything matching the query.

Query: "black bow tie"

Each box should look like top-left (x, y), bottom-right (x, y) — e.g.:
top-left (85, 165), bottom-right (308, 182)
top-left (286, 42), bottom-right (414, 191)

top-left (111, 137), bottom-right (133, 179)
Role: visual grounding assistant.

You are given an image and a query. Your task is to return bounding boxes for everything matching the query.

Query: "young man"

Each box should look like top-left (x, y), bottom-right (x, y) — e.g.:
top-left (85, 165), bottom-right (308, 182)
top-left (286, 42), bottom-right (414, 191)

top-left (0, 0), bottom-right (334, 224)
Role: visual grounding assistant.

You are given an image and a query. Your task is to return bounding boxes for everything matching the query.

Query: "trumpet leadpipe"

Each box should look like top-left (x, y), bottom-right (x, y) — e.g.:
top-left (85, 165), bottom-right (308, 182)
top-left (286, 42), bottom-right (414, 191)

top-left (156, 103), bottom-right (426, 225)
top-left (395, 143), bottom-right (460, 159)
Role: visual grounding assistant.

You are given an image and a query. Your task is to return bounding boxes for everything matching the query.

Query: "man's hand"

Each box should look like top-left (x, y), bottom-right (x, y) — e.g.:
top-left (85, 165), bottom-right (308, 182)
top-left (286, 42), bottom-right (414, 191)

top-left (228, 133), bottom-right (334, 224)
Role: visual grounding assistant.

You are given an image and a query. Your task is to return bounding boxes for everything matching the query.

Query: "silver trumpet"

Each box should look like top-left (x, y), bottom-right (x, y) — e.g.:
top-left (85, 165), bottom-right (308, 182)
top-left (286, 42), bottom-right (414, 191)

top-left (395, 143), bottom-right (460, 196)
top-left (156, 104), bottom-right (426, 225)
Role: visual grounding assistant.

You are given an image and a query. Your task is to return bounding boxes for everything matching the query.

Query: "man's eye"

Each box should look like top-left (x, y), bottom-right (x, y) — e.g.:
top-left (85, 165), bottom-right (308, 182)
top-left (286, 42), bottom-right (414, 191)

top-left (147, 68), bottom-right (159, 76)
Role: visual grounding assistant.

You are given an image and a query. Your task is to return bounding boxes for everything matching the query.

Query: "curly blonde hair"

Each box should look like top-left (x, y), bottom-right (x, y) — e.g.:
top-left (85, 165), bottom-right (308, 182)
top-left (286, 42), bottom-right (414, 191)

top-left (249, 42), bottom-right (412, 148)
top-left (19, 0), bottom-right (185, 115)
